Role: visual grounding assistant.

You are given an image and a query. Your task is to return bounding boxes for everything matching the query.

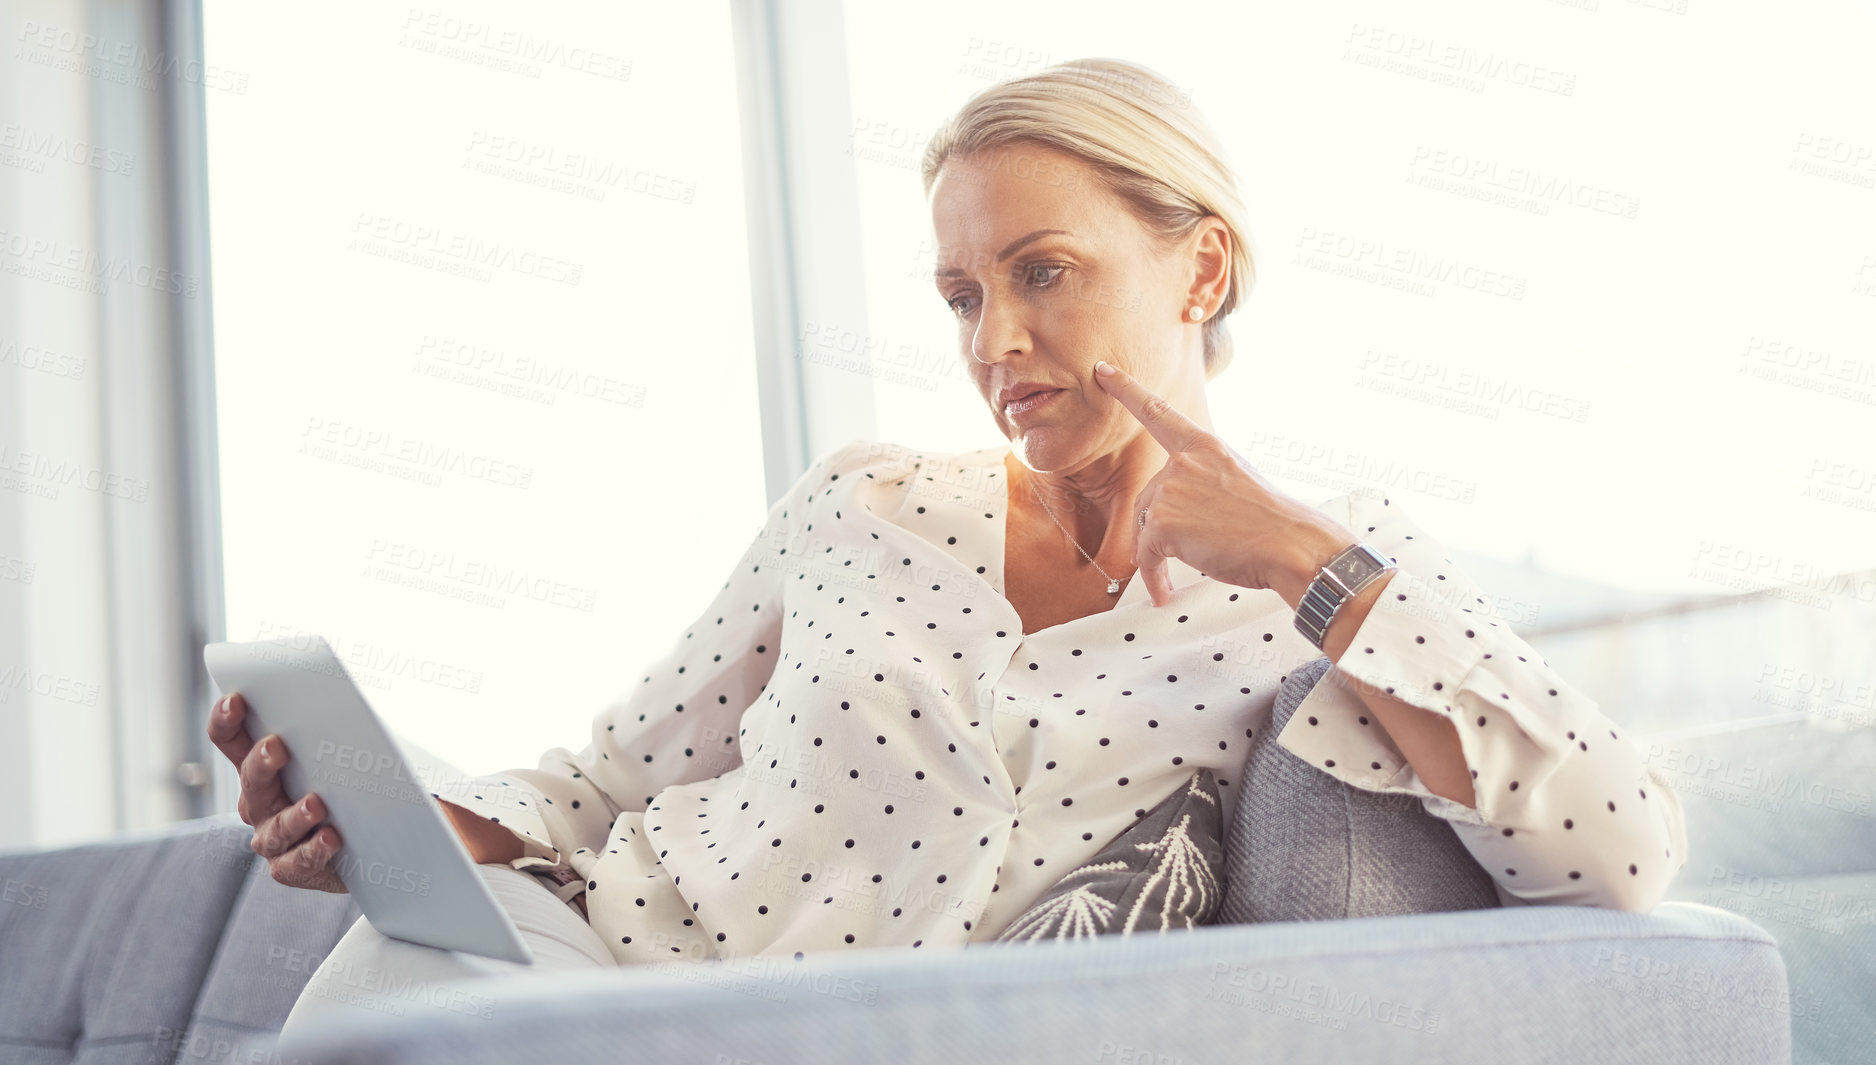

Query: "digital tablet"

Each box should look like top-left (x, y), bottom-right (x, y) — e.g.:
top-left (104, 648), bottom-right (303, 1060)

top-left (204, 635), bottom-right (534, 965)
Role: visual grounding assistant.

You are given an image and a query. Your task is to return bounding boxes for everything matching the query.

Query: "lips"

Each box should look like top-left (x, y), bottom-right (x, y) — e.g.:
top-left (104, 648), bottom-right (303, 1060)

top-left (997, 383), bottom-right (1064, 410)
top-left (1003, 389), bottom-right (1065, 419)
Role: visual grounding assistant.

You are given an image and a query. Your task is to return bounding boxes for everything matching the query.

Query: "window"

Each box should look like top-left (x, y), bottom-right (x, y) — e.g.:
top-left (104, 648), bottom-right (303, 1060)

top-left (203, 2), bottom-right (766, 774)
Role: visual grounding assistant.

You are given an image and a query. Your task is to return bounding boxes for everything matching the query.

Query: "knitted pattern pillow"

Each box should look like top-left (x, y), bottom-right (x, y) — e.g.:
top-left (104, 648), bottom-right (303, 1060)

top-left (995, 768), bottom-right (1225, 942)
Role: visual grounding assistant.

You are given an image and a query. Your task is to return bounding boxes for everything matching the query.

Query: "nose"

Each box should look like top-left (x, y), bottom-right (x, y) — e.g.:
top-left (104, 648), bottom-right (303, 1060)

top-left (968, 291), bottom-right (1028, 367)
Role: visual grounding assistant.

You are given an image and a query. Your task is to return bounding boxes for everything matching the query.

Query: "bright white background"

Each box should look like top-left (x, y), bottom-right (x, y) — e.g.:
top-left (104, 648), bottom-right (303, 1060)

top-left (203, 0), bottom-right (1875, 775)
top-left (838, 0), bottom-right (1874, 593)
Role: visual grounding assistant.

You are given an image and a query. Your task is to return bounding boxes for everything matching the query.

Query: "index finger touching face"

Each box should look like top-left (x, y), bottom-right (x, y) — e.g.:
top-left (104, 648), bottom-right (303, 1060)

top-left (1092, 361), bottom-right (1207, 453)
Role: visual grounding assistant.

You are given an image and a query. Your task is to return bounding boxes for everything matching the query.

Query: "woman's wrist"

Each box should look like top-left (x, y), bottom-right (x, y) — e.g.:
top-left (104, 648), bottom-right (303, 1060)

top-left (1272, 525), bottom-right (1360, 609)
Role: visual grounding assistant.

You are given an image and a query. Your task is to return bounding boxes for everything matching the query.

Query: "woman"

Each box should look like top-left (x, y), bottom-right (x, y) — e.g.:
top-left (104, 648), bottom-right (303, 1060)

top-left (212, 57), bottom-right (1687, 1035)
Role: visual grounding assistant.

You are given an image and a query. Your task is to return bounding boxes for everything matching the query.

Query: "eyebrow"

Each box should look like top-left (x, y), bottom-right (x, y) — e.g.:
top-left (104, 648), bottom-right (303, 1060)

top-left (934, 229), bottom-right (1073, 281)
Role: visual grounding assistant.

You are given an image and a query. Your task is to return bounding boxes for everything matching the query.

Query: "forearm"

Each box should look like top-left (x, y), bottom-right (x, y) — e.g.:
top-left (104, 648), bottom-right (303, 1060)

top-left (439, 798), bottom-right (590, 915)
top-left (1256, 496), bottom-right (1686, 911)
top-left (438, 798), bottom-right (527, 864)
top-left (1278, 536), bottom-right (1478, 809)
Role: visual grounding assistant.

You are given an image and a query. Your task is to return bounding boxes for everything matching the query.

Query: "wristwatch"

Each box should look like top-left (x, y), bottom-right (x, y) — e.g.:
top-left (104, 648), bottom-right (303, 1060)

top-left (528, 864), bottom-right (591, 911)
top-left (1293, 542), bottom-right (1397, 650)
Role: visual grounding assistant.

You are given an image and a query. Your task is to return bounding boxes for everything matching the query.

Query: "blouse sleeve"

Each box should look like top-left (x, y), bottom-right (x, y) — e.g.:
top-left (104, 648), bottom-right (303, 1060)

top-left (1273, 489), bottom-right (1690, 913)
top-left (429, 439), bottom-right (867, 874)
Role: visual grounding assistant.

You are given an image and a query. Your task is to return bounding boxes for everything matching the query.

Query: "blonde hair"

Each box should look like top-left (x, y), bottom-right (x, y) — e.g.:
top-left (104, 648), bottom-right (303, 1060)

top-left (920, 58), bottom-right (1255, 380)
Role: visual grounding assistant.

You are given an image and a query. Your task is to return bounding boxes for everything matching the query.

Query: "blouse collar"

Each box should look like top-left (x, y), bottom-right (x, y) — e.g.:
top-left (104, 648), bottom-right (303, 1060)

top-left (939, 442), bottom-right (1211, 615)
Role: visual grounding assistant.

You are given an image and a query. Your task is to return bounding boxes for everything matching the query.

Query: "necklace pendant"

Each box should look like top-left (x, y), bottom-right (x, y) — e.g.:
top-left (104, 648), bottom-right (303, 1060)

top-left (1106, 578), bottom-right (1120, 595)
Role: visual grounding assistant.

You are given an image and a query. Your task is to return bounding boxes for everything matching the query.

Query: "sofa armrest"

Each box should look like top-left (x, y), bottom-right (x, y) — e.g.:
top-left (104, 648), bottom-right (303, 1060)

top-left (280, 901), bottom-right (1789, 1065)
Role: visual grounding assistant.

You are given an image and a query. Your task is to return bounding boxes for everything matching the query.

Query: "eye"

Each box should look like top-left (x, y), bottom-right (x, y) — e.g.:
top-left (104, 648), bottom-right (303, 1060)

top-left (1022, 263), bottom-right (1066, 288)
top-left (943, 263), bottom-right (1066, 319)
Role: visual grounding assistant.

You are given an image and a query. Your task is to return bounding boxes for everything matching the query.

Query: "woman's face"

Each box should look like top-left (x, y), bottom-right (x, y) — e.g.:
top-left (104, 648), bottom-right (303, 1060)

top-left (929, 141), bottom-right (1223, 476)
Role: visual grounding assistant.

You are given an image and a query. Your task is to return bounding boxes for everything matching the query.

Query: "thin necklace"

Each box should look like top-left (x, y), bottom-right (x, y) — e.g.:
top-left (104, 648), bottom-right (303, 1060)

top-left (1026, 471), bottom-right (1126, 595)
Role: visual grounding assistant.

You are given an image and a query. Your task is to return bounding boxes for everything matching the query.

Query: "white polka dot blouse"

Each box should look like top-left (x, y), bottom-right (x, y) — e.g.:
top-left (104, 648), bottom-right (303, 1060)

top-left (431, 439), bottom-right (1689, 966)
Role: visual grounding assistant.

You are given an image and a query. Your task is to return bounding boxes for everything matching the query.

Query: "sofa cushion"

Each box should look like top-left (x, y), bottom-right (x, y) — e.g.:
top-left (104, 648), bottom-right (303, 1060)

top-left (1220, 656), bottom-right (1501, 923)
top-left (1652, 715), bottom-right (1876, 1065)
top-left (996, 768), bottom-right (1225, 942)
top-left (0, 818), bottom-right (253, 1065)
top-left (178, 834), bottom-right (362, 1062)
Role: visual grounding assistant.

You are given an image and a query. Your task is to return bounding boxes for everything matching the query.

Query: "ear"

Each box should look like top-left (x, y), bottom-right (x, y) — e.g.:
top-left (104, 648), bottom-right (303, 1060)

top-left (1186, 216), bottom-right (1232, 315)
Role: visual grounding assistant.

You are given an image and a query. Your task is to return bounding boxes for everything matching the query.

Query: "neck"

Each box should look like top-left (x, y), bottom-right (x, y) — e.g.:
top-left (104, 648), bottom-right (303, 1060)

top-left (1007, 431), bottom-right (1168, 562)
top-left (1005, 370), bottom-right (1215, 563)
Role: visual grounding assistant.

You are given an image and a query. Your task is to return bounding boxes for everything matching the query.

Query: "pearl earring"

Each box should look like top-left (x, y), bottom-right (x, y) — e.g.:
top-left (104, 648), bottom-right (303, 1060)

top-left (1187, 305), bottom-right (1204, 322)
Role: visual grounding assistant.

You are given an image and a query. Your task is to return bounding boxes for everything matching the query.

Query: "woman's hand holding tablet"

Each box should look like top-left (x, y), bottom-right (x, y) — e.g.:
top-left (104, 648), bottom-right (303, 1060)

top-left (207, 691), bottom-right (348, 892)
top-left (206, 691), bottom-right (524, 887)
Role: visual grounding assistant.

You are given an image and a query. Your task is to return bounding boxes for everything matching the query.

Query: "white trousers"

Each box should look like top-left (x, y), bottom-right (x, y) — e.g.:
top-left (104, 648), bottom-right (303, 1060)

top-left (275, 864), bottom-right (614, 1050)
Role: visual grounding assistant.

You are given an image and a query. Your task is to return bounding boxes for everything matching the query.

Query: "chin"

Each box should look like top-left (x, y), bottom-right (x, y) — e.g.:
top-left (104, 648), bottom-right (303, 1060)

top-left (1005, 424), bottom-right (1096, 473)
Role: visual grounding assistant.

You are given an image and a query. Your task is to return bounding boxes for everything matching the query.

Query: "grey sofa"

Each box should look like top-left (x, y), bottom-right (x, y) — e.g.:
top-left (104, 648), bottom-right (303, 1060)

top-left (0, 658), bottom-right (1797, 1065)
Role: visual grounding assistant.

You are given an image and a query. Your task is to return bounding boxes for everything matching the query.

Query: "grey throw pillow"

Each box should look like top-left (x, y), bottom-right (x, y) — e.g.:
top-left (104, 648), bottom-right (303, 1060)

top-left (996, 768), bottom-right (1226, 942)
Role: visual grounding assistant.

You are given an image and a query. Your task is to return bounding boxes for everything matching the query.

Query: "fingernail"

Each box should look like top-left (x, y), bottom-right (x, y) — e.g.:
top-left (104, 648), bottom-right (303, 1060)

top-left (260, 739), bottom-right (274, 762)
top-left (1094, 360), bottom-right (1115, 377)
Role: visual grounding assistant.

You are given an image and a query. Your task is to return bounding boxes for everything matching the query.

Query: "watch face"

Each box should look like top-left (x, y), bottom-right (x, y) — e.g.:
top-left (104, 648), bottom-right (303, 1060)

top-left (1328, 547), bottom-right (1385, 585)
